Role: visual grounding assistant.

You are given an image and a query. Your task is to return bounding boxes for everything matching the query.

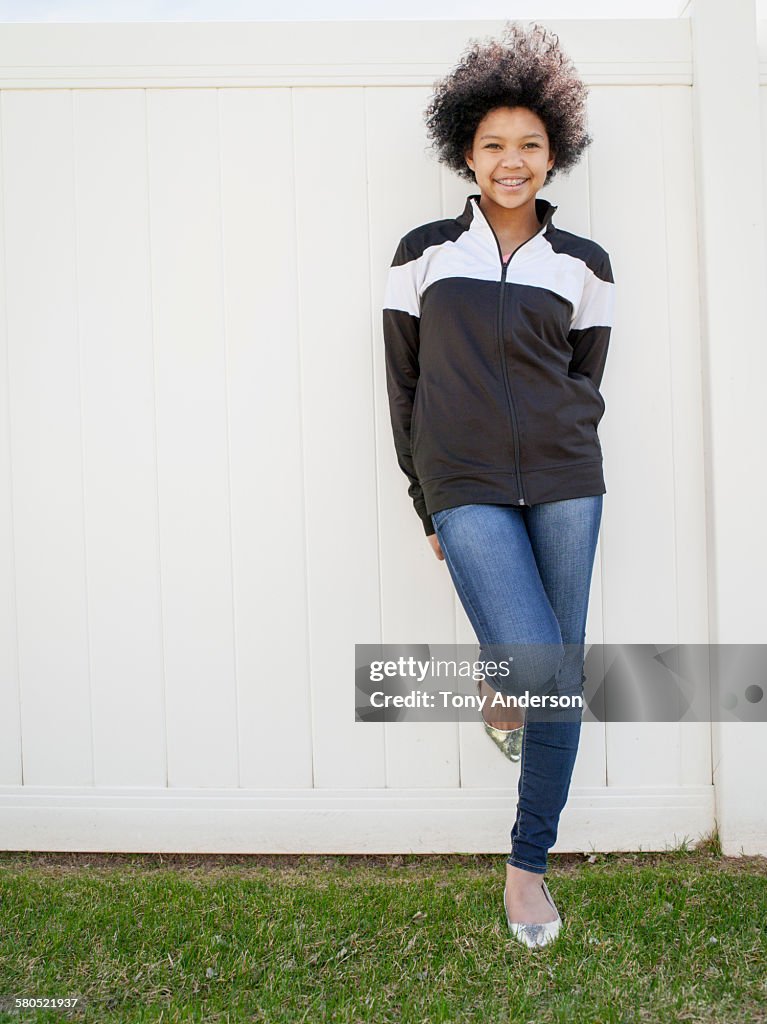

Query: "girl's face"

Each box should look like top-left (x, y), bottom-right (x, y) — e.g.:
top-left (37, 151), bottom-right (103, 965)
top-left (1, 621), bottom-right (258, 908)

top-left (465, 106), bottom-right (555, 213)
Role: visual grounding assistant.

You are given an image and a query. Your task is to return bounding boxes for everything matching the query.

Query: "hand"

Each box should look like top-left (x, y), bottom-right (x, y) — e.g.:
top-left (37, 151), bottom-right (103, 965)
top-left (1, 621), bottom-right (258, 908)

top-left (427, 533), bottom-right (445, 560)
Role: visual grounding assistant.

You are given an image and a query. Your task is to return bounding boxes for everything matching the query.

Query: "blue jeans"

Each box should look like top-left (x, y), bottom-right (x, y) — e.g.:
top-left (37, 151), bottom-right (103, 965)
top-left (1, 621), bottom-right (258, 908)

top-left (430, 497), bottom-right (603, 874)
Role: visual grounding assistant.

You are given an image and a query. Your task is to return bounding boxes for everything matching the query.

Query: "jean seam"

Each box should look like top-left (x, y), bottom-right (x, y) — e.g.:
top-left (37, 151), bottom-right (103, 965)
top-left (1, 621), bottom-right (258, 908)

top-left (510, 708), bottom-right (536, 869)
top-left (507, 856), bottom-right (545, 871)
top-left (432, 505), bottom-right (463, 530)
top-left (435, 521), bottom-right (495, 648)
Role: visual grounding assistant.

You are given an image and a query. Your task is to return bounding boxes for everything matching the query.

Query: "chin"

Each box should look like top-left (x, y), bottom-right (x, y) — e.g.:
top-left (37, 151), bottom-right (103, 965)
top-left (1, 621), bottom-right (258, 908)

top-left (488, 190), bottom-right (527, 206)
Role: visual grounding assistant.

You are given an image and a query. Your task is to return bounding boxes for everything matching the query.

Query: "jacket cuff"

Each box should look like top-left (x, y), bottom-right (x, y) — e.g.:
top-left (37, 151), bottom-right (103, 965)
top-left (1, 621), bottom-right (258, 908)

top-left (421, 513), bottom-right (436, 537)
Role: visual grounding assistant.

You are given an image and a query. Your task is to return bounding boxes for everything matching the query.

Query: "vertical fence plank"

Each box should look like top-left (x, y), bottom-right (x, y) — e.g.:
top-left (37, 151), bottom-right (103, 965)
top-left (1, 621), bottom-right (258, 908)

top-left (74, 88), bottom-right (167, 786)
top-left (218, 87), bottom-right (313, 788)
top-left (0, 92), bottom-right (22, 785)
top-left (292, 86), bottom-right (383, 789)
top-left (147, 88), bottom-right (239, 787)
top-left (3, 90), bottom-right (92, 785)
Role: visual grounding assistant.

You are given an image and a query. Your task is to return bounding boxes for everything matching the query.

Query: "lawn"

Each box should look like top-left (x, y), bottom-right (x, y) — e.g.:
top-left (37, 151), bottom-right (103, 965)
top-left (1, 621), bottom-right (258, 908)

top-left (1, 838), bottom-right (765, 1023)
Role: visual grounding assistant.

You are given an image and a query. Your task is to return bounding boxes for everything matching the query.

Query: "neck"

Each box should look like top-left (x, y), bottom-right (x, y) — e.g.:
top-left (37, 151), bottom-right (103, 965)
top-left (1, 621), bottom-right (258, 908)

top-left (479, 193), bottom-right (541, 238)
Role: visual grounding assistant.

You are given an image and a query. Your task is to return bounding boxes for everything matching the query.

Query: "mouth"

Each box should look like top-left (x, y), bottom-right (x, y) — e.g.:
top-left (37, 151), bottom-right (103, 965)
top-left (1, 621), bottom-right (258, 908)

top-left (493, 178), bottom-right (529, 192)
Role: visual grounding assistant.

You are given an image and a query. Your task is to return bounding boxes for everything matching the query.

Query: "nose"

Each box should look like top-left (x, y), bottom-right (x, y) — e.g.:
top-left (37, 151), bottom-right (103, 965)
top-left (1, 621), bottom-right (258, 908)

top-left (500, 150), bottom-right (525, 167)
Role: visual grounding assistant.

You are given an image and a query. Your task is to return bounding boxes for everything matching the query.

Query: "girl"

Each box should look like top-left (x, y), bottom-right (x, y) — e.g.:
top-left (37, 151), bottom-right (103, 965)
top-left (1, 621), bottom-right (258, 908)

top-left (382, 22), bottom-right (615, 948)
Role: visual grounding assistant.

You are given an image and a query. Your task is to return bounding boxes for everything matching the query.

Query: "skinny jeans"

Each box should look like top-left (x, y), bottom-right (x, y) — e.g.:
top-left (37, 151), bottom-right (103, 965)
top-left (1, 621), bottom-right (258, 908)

top-left (430, 497), bottom-right (603, 874)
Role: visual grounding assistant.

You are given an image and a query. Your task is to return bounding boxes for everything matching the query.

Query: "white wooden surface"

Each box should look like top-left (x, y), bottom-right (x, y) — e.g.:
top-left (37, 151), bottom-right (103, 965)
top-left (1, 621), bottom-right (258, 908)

top-left (697, 0), bottom-right (767, 856)
top-left (0, 15), bottom-right (761, 853)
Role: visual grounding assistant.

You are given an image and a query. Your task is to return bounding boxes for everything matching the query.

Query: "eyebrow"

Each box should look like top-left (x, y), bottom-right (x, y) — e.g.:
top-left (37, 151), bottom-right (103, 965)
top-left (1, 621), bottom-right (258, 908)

top-left (479, 132), bottom-right (545, 141)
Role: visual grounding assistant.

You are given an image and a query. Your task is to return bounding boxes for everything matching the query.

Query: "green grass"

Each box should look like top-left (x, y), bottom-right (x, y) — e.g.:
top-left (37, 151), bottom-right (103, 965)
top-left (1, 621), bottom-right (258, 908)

top-left (1, 839), bottom-right (766, 1023)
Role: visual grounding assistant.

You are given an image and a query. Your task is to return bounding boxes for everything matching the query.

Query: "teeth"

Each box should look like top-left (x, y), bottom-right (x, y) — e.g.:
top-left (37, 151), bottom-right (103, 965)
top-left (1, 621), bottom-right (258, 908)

top-left (497, 178), bottom-right (527, 185)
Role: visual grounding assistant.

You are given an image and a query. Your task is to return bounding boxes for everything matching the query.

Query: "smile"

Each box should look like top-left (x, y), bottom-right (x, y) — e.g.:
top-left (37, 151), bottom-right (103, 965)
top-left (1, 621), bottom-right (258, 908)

top-left (494, 178), bottom-right (529, 190)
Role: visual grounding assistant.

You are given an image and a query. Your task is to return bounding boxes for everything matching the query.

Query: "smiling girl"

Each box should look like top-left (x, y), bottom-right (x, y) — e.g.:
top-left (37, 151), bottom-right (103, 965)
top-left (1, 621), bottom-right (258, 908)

top-left (382, 22), bottom-right (616, 948)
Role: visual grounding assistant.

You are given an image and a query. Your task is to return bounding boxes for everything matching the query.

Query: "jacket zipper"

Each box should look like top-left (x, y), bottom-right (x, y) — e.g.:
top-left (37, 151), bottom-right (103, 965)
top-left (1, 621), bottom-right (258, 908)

top-left (490, 224), bottom-right (540, 507)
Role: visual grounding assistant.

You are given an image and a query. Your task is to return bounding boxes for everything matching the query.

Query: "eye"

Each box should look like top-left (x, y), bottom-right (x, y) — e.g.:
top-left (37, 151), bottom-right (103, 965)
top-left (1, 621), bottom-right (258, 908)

top-left (483, 142), bottom-right (540, 150)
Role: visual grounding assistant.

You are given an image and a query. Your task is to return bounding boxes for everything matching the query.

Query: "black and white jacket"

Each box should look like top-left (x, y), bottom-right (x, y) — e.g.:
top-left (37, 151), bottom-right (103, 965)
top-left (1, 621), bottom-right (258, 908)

top-left (382, 193), bottom-right (615, 537)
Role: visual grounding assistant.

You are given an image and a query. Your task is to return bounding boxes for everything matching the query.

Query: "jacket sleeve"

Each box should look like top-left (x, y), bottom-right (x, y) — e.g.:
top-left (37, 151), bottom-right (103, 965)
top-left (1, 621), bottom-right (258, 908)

top-left (382, 237), bottom-right (435, 538)
top-left (567, 249), bottom-right (615, 390)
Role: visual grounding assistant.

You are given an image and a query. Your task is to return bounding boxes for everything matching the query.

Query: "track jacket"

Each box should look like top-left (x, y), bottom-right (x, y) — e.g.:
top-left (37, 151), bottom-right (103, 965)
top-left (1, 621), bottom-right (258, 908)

top-left (382, 193), bottom-right (615, 537)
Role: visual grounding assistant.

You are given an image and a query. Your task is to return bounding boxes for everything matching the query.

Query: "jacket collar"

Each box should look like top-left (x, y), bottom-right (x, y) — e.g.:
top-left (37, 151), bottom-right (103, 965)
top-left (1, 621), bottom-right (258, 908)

top-left (458, 192), bottom-right (558, 242)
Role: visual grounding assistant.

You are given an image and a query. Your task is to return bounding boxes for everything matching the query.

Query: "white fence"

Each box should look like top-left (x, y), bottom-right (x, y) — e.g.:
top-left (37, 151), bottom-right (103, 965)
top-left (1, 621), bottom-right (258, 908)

top-left (0, 6), bottom-right (765, 854)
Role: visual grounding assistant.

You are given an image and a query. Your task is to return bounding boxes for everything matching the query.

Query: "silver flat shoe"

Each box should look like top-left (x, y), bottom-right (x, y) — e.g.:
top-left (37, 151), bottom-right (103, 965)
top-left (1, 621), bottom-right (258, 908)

top-left (504, 878), bottom-right (562, 949)
top-left (484, 722), bottom-right (524, 762)
top-left (476, 678), bottom-right (524, 762)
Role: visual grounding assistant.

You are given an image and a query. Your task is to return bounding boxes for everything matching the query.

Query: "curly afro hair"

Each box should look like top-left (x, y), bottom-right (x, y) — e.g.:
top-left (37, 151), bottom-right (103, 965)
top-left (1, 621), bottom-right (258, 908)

top-left (423, 21), bottom-right (592, 187)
